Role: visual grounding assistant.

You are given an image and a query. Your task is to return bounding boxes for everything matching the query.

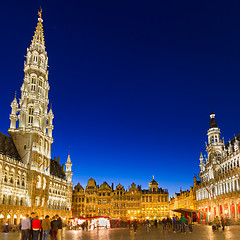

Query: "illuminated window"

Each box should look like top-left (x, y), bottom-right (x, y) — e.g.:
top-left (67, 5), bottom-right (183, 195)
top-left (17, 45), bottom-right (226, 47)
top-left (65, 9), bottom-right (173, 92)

top-left (30, 77), bottom-right (37, 92)
top-left (28, 107), bottom-right (34, 124)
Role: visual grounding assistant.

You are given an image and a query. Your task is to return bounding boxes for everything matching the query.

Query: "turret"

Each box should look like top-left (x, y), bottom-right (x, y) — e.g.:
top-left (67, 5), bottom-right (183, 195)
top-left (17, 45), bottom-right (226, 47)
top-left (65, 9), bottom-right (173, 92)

top-left (9, 93), bottom-right (19, 130)
top-left (199, 152), bottom-right (205, 172)
top-left (206, 113), bottom-right (224, 161)
top-left (65, 154), bottom-right (73, 182)
top-left (207, 113), bottom-right (221, 145)
top-left (47, 107), bottom-right (54, 137)
top-left (149, 175), bottom-right (159, 191)
top-left (234, 136), bottom-right (239, 152)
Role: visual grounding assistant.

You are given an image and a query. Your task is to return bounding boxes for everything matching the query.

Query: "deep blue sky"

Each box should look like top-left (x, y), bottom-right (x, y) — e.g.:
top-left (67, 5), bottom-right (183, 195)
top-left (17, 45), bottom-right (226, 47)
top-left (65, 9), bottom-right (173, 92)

top-left (1, 0), bottom-right (240, 196)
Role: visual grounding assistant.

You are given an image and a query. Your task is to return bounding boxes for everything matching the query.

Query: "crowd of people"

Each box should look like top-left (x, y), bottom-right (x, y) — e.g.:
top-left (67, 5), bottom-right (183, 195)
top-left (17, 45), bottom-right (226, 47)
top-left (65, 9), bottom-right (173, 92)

top-left (20, 212), bottom-right (63, 240)
top-left (128, 214), bottom-right (193, 234)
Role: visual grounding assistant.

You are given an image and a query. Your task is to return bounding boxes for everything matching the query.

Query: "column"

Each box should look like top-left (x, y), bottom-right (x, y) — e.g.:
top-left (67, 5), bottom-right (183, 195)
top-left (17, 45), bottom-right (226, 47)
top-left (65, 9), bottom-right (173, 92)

top-left (216, 204), bottom-right (220, 216)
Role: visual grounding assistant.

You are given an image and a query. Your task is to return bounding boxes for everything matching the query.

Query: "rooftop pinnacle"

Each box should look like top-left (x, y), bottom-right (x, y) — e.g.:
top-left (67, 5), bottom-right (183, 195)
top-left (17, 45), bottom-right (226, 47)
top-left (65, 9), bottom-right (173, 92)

top-left (30, 9), bottom-right (45, 52)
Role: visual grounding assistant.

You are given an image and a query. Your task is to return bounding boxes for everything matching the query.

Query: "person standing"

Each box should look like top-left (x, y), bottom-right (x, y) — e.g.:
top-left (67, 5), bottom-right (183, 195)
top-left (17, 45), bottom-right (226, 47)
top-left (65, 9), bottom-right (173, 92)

top-left (32, 216), bottom-right (41, 240)
top-left (56, 215), bottom-right (62, 240)
top-left (187, 215), bottom-right (193, 233)
top-left (179, 214), bottom-right (186, 233)
top-left (29, 212), bottom-right (35, 240)
top-left (172, 215), bottom-right (177, 233)
top-left (162, 218), bottom-right (166, 231)
top-left (21, 214), bottom-right (31, 240)
top-left (215, 216), bottom-right (220, 230)
top-left (132, 220), bottom-right (138, 233)
top-left (39, 215), bottom-right (44, 240)
top-left (145, 219), bottom-right (150, 231)
top-left (41, 215), bottom-right (51, 240)
top-left (221, 216), bottom-right (226, 231)
top-left (51, 216), bottom-right (58, 240)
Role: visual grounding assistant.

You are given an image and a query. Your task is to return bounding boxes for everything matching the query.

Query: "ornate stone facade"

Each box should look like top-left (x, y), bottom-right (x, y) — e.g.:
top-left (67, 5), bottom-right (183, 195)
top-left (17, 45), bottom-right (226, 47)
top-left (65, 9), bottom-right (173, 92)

top-left (72, 177), bottom-right (169, 220)
top-left (0, 11), bottom-right (73, 226)
top-left (169, 179), bottom-right (196, 216)
top-left (195, 113), bottom-right (240, 222)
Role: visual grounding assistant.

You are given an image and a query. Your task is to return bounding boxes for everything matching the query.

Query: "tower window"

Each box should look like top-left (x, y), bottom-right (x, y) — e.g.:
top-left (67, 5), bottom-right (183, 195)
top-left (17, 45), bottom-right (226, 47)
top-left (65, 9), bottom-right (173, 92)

top-left (28, 107), bottom-right (34, 124)
top-left (31, 77), bottom-right (36, 91)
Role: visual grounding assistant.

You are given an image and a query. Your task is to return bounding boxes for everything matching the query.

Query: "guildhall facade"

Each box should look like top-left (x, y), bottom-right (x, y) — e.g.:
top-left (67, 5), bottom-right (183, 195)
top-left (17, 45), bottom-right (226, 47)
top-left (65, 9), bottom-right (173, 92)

top-left (72, 177), bottom-right (169, 220)
top-left (0, 12), bottom-right (73, 225)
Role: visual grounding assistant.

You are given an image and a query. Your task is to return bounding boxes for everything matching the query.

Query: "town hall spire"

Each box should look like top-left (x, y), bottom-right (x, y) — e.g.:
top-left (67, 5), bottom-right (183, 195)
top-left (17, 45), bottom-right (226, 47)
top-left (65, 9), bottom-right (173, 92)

top-left (8, 10), bottom-right (53, 171)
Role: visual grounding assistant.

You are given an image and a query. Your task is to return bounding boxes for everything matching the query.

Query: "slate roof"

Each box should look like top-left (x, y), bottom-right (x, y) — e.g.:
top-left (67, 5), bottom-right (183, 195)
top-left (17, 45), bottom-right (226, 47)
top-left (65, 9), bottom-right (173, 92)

top-left (50, 159), bottom-right (66, 180)
top-left (0, 132), bottom-right (21, 161)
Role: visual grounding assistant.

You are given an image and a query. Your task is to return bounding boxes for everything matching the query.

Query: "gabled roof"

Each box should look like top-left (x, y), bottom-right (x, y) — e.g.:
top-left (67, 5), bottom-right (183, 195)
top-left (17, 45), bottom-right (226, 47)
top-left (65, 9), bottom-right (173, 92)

top-left (0, 132), bottom-right (21, 161)
top-left (99, 181), bottom-right (111, 190)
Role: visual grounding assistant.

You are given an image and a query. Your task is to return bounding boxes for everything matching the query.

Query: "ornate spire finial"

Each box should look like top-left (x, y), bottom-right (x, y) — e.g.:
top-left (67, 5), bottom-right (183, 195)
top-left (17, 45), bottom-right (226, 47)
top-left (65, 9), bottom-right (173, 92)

top-left (152, 175), bottom-right (154, 180)
top-left (14, 91), bottom-right (17, 98)
top-left (30, 9), bottom-right (45, 51)
top-left (38, 8), bottom-right (42, 19)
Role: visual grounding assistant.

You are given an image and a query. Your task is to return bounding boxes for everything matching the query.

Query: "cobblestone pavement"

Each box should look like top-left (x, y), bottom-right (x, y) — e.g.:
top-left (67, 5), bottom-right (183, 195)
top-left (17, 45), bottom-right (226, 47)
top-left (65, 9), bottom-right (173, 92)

top-left (1, 225), bottom-right (240, 240)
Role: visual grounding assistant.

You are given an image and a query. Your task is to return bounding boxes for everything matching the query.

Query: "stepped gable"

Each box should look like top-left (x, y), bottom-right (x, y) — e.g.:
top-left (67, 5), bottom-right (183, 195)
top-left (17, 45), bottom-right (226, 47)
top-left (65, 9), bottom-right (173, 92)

top-left (0, 132), bottom-right (21, 161)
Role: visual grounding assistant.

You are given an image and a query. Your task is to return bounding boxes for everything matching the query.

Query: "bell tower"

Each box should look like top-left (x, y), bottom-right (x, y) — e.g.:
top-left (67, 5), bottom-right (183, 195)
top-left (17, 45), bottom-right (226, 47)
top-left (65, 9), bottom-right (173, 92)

top-left (8, 10), bottom-right (53, 174)
top-left (206, 113), bottom-right (224, 166)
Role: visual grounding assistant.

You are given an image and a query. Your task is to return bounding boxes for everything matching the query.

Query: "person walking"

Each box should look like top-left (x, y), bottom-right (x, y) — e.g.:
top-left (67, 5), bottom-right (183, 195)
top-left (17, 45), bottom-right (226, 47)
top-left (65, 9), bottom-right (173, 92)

top-left (187, 215), bottom-right (193, 233)
top-left (21, 214), bottom-right (31, 240)
top-left (179, 214), bottom-right (186, 233)
top-left (32, 216), bottom-right (41, 240)
top-left (56, 215), bottom-right (62, 240)
top-left (41, 215), bottom-right (51, 240)
top-left (51, 216), bottom-right (58, 240)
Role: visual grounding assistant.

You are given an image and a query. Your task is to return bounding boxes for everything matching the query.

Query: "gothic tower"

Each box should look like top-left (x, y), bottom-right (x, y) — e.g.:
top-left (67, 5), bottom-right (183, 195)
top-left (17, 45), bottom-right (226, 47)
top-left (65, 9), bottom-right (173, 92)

top-left (8, 10), bottom-right (53, 174)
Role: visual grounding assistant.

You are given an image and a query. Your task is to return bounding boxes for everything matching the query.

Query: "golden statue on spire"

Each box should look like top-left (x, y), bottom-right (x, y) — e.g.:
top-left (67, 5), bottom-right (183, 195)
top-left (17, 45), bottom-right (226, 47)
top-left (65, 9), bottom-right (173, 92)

top-left (38, 8), bottom-right (42, 18)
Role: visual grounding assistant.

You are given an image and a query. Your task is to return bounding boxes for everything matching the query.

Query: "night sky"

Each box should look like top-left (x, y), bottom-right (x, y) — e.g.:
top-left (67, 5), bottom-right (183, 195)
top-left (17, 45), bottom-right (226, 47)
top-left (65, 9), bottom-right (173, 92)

top-left (1, 0), bottom-right (240, 197)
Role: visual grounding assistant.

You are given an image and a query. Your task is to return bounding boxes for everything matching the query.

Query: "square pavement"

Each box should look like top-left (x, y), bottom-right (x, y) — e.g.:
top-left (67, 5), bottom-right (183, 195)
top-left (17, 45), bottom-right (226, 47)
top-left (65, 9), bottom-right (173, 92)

top-left (1, 224), bottom-right (239, 240)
